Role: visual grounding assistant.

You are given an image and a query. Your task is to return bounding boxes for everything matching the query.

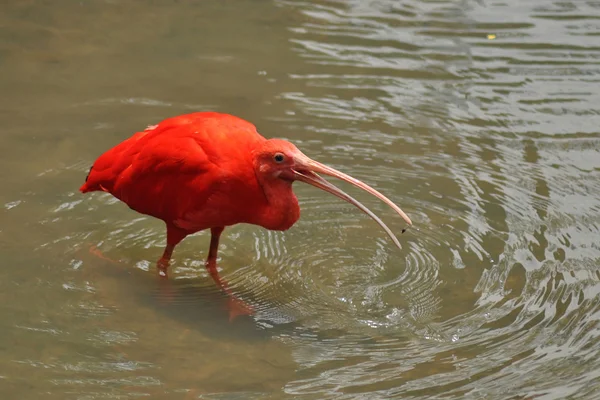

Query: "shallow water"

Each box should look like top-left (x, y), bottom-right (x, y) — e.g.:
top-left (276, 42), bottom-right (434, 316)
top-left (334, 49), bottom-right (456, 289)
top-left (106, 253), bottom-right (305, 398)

top-left (1, 0), bottom-right (600, 398)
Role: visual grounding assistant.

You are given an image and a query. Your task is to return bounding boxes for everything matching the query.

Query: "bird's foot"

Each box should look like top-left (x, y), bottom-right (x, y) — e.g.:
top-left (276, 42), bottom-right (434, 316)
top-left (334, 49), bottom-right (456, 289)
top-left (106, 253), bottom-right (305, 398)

top-left (89, 245), bottom-right (119, 264)
top-left (227, 296), bottom-right (255, 322)
top-left (156, 258), bottom-right (170, 278)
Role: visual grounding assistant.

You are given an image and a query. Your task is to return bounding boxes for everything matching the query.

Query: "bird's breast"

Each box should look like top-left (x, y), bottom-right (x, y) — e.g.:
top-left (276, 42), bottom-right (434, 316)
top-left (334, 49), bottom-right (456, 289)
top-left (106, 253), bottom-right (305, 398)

top-left (170, 177), bottom-right (301, 233)
top-left (252, 191), bottom-right (301, 231)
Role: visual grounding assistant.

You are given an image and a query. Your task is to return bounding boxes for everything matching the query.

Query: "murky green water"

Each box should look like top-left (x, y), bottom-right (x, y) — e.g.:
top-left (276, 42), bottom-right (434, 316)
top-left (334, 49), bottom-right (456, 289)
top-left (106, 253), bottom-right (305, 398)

top-left (1, 0), bottom-right (600, 398)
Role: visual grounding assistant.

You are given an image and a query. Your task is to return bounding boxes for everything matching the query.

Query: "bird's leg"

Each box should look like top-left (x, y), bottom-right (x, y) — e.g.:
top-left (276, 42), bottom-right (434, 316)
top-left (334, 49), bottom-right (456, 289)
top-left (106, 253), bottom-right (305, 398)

top-left (206, 227), bottom-right (254, 319)
top-left (205, 227), bottom-right (228, 291)
top-left (157, 224), bottom-right (187, 278)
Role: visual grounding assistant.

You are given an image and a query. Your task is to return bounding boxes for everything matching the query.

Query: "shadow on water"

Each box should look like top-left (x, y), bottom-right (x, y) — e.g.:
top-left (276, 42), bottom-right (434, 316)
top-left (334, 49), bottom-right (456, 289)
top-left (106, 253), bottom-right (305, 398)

top-left (2, 0), bottom-right (600, 398)
top-left (79, 247), bottom-right (305, 341)
top-left (38, 245), bottom-right (302, 398)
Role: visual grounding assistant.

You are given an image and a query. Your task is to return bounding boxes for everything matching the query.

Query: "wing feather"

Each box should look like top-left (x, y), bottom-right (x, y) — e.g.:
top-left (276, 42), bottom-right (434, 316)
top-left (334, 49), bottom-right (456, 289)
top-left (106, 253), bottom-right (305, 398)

top-left (81, 112), bottom-right (265, 229)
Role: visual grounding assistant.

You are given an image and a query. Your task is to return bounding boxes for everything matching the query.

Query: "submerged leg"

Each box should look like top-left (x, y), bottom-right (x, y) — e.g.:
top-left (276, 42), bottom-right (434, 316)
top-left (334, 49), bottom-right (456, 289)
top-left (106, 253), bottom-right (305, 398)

top-left (205, 227), bottom-right (253, 319)
top-left (157, 224), bottom-right (187, 278)
top-left (205, 227), bottom-right (227, 290)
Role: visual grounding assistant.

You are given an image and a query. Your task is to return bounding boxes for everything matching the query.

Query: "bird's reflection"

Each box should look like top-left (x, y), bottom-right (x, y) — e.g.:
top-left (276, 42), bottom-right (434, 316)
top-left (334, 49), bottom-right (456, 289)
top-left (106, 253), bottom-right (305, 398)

top-left (84, 245), bottom-right (300, 341)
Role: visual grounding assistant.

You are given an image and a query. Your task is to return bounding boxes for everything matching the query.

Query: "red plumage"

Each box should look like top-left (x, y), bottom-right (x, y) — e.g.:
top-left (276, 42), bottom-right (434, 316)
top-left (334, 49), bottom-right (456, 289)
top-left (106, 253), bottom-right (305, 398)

top-left (82, 112), bottom-right (269, 227)
top-left (82, 111), bottom-right (411, 315)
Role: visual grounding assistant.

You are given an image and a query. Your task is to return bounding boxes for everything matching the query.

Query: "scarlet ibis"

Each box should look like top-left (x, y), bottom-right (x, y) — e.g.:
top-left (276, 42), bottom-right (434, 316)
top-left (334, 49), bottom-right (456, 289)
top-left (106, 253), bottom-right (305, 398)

top-left (81, 112), bottom-right (412, 289)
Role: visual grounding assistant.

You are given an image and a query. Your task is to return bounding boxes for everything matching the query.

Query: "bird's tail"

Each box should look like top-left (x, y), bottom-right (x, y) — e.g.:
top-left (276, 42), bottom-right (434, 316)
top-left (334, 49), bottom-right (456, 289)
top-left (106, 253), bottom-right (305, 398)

top-left (79, 166), bottom-right (111, 193)
top-left (79, 183), bottom-right (95, 193)
top-left (79, 128), bottom-right (145, 195)
top-left (79, 166), bottom-right (94, 193)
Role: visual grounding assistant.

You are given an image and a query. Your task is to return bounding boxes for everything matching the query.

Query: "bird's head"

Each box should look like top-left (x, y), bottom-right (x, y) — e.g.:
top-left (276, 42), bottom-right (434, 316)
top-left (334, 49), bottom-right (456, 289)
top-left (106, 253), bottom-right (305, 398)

top-left (253, 139), bottom-right (412, 249)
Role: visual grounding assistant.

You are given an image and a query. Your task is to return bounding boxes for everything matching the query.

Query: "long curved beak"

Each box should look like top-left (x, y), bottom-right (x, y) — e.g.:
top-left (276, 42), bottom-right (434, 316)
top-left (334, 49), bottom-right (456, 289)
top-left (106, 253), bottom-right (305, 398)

top-left (292, 154), bottom-right (412, 250)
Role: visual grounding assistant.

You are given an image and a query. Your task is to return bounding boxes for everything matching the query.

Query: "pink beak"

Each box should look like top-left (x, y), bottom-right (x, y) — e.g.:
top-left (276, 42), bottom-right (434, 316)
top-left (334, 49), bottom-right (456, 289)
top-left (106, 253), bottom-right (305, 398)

top-left (292, 154), bottom-right (412, 250)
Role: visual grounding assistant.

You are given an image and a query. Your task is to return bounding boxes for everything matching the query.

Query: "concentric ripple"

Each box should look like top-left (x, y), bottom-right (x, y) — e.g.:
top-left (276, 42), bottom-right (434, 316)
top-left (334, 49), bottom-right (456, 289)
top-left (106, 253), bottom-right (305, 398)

top-left (270, 0), bottom-right (600, 398)
top-left (3, 0), bottom-right (600, 398)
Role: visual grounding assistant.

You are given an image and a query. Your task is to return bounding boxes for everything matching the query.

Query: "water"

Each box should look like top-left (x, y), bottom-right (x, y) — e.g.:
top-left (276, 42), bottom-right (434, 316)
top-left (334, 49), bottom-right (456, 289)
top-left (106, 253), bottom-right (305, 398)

top-left (1, 0), bottom-right (600, 398)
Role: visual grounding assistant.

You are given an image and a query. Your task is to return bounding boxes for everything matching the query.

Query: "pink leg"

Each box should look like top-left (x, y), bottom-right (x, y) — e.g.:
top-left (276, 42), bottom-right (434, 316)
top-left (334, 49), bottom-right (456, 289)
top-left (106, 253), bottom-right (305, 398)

top-left (157, 224), bottom-right (187, 278)
top-left (205, 227), bottom-right (228, 291)
top-left (205, 227), bottom-right (254, 319)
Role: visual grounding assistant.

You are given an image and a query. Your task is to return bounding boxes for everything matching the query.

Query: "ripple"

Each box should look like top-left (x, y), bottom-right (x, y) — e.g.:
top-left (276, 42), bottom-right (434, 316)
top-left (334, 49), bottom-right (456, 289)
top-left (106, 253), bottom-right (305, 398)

top-left (10, 0), bottom-right (600, 397)
top-left (272, 0), bottom-right (600, 397)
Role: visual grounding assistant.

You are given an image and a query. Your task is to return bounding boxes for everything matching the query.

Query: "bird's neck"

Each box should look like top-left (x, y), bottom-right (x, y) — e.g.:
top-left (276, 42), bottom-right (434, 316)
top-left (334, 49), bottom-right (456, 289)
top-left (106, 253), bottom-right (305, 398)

top-left (255, 179), bottom-right (300, 231)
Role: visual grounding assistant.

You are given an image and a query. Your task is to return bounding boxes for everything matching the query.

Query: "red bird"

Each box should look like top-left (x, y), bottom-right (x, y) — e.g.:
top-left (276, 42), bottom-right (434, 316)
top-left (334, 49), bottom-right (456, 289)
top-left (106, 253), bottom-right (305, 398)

top-left (81, 112), bottom-right (412, 291)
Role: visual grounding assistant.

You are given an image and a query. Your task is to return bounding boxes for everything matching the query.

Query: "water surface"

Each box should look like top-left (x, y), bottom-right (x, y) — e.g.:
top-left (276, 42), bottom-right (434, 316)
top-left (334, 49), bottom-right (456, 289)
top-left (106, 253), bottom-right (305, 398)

top-left (1, 0), bottom-right (600, 398)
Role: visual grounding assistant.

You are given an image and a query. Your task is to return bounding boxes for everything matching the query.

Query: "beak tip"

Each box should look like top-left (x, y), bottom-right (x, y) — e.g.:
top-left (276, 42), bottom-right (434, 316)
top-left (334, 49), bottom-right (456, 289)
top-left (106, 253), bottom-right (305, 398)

top-left (401, 221), bottom-right (412, 234)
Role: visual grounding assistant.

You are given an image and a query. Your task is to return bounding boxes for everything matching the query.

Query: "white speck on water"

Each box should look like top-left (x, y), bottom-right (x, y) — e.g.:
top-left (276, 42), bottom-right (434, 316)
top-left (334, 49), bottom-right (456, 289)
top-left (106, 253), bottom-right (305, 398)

top-left (70, 259), bottom-right (83, 270)
top-left (37, 169), bottom-right (53, 177)
top-left (386, 308), bottom-right (405, 322)
top-left (135, 260), bottom-right (151, 272)
top-left (53, 200), bottom-right (83, 212)
top-left (93, 122), bottom-right (113, 130)
top-left (4, 200), bottom-right (22, 210)
top-left (452, 249), bottom-right (466, 269)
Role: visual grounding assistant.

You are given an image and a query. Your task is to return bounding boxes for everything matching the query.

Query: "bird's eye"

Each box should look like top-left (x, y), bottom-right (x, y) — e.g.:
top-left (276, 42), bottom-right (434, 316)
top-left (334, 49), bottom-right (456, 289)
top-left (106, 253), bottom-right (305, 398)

top-left (273, 153), bottom-right (285, 163)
